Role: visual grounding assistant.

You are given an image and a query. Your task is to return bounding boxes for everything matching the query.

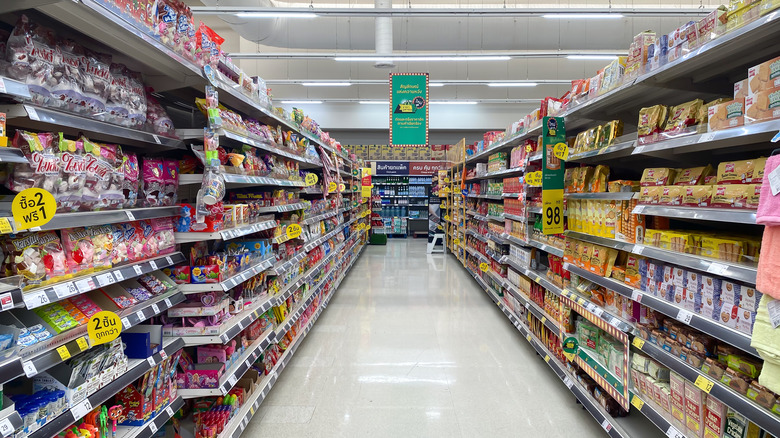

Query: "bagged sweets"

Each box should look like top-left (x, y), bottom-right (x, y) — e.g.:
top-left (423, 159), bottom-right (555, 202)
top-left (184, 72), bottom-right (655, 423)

top-left (151, 217), bottom-right (175, 255)
top-left (81, 137), bottom-right (114, 210)
top-left (120, 222), bottom-right (144, 262)
top-left (103, 143), bottom-right (125, 209)
top-left (89, 225), bottom-right (114, 270)
top-left (79, 50), bottom-right (113, 116)
top-left (123, 152), bottom-right (140, 208)
top-left (126, 70), bottom-right (147, 128)
top-left (107, 63), bottom-right (131, 125)
top-left (62, 227), bottom-right (95, 274)
top-left (38, 231), bottom-right (69, 283)
top-left (162, 159), bottom-right (179, 206)
top-left (145, 91), bottom-right (176, 137)
top-left (9, 233), bottom-right (46, 289)
top-left (137, 220), bottom-right (159, 260)
top-left (6, 15), bottom-right (57, 105)
top-left (6, 131), bottom-right (60, 195)
top-left (141, 158), bottom-right (164, 207)
top-left (52, 39), bottom-right (86, 113)
top-left (110, 224), bottom-right (128, 265)
top-left (57, 134), bottom-right (86, 213)
top-left (155, 0), bottom-right (178, 48)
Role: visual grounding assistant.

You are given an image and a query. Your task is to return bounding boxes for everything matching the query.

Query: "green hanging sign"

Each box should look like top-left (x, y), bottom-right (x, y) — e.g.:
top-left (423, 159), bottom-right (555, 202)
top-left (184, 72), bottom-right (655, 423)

top-left (390, 73), bottom-right (429, 146)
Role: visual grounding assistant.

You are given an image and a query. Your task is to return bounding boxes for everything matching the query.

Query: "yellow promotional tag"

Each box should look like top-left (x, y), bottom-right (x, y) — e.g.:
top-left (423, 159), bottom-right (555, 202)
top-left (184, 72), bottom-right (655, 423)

top-left (305, 173), bottom-right (318, 186)
top-left (631, 395), bottom-right (645, 411)
top-left (553, 142), bottom-right (569, 161)
top-left (479, 262), bottom-right (489, 272)
top-left (12, 188), bottom-right (57, 231)
top-left (563, 352), bottom-right (576, 361)
top-left (694, 375), bottom-right (715, 393)
top-left (339, 183), bottom-right (346, 192)
top-left (361, 186), bottom-right (372, 198)
top-left (632, 337), bottom-right (645, 349)
top-left (544, 355), bottom-right (550, 363)
top-left (526, 144), bottom-right (533, 153)
top-left (444, 215), bottom-right (450, 221)
top-left (399, 104), bottom-right (413, 113)
top-left (542, 189), bottom-right (564, 235)
top-left (444, 177), bottom-right (450, 183)
top-left (541, 316), bottom-right (547, 324)
top-left (454, 238), bottom-right (460, 245)
top-left (76, 337), bottom-right (89, 352)
top-left (0, 217), bottom-right (12, 234)
top-left (56, 345), bottom-right (71, 361)
top-left (526, 334), bottom-right (532, 342)
top-left (286, 224), bottom-right (302, 239)
top-left (328, 182), bottom-right (337, 193)
top-left (88, 311), bottom-right (122, 346)
top-left (526, 171), bottom-right (542, 187)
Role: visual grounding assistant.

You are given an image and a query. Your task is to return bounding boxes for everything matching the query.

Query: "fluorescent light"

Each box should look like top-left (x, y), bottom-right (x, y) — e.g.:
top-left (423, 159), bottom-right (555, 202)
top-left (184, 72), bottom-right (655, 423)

top-left (430, 101), bottom-right (478, 105)
top-left (236, 12), bottom-right (317, 18)
top-left (280, 100), bottom-right (323, 104)
top-left (359, 101), bottom-right (389, 104)
top-left (543, 13), bottom-right (623, 19)
top-left (334, 56), bottom-right (510, 62)
top-left (566, 55), bottom-right (620, 60)
top-left (301, 82), bottom-right (351, 87)
top-left (429, 83), bottom-right (445, 87)
top-left (487, 82), bottom-right (538, 87)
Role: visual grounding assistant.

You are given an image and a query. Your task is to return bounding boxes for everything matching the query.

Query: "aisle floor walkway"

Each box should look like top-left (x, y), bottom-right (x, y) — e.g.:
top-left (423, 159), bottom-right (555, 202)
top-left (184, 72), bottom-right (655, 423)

top-left (247, 240), bottom-right (606, 437)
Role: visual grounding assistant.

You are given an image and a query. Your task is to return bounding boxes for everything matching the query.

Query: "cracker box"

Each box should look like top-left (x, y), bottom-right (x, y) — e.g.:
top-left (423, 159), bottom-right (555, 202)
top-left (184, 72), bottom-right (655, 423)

top-left (734, 79), bottom-right (749, 100)
top-left (685, 380), bottom-right (705, 437)
top-left (748, 56), bottom-right (780, 96)
top-left (708, 99), bottom-right (744, 131)
top-left (745, 85), bottom-right (780, 123)
top-left (704, 395), bottom-right (727, 438)
top-left (720, 281), bottom-right (741, 305)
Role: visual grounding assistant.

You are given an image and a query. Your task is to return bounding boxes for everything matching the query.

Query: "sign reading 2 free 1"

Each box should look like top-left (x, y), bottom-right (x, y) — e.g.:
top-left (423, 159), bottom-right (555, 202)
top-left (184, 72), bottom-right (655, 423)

top-left (390, 73), bottom-right (429, 146)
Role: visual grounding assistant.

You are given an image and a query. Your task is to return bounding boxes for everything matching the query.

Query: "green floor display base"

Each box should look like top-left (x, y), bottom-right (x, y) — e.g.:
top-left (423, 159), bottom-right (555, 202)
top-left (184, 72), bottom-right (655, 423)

top-left (370, 234), bottom-right (388, 245)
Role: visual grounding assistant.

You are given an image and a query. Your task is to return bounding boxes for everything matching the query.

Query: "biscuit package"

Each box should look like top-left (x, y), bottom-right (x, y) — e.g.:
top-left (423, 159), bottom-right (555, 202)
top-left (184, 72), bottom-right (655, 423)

top-left (674, 165), bottom-right (713, 186)
top-left (638, 105), bottom-right (669, 142)
top-left (745, 85), bottom-right (780, 123)
top-left (664, 99), bottom-right (704, 135)
top-left (708, 99), bottom-right (745, 131)
top-left (748, 56), bottom-right (780, 95)
top-left (641, 168), bottom-right (677, 187)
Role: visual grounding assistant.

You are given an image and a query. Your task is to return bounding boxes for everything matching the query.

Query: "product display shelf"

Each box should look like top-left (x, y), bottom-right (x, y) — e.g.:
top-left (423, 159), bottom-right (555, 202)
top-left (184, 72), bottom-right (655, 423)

top-left (564, 231), bottom-right (758, 285)
top-left (177, 294), bottom-right (278, 346)
top-left (268, 252), bottom-right (307, 277)
top-left (465, 261), bottom-right (651, 438)
top-left (178, 173), bottom-right (307, 188)
top-left (500, 279), bottom-right (561, 337)
top-left (485, 247), bottom-right (507, 264)
top-left (174, 220), bottom-right (277, 244)
top-left (465, 229), bottom-right (487, 243)
top-left (486, 232), bottom-right (508, 245)
top-left (564, 261), bottom-right (759, 357)
top-left (634, 338), bottom-right (780, 435)
top-left (632, 204), bottom-right (757, 225)
top-left (301, 209), bottom-right (341, 225)
top-left (502, 192), bottom-right (523, 198)
top-left (626, 392), bottom-right (687, 438)
top-left (1, 103), bottom-right (185, 151)
top-left (0, 206), bottom-right (181, 235)
top-left (178, 254), bottom-right (276, 293)
top-left (504, 258), bottom-right (564, 298)
top-left (257, 202), bottom-right (308, 214)
top-left (503, 213), bottom-right (527, 222)
top-left (274, 241), bottom-right (346, 305)
top-left (0, 400), bottom-right (23, 438)
top-left (465, 246), bottom-right (490, 265)
top-left (526, 239), bottom-right (565, 258)
top-left (561, 288), bottom-right (634, 334)
top-left (465, 127), bottom-right (542, 165)
top-left (27, 337), bottom-right (185, 438)
top-left (502, 233), bottom-right (529, 247)
top-left (19, 288), bottom-right (184, 384)
top-left (0, 147), bottom-right (28, 164)
top-left (15, 252), bottom-right (185, 311)
top-left (567, 139), bottom-right (637, 164)
top-left (486, 214), bottom-right (504, 222)
top-left (176, 129), bottom-right (323, 169)
top-left (177, 327), bottom-right (276, 399)
top-left (566, 192), bottom-right (636, 201)
top-left (303, 223), bottom-right (346, 252)
top-left (632, 119), bottom-right (780, 157)
top-left (114, 396), bottom-right (185, 438)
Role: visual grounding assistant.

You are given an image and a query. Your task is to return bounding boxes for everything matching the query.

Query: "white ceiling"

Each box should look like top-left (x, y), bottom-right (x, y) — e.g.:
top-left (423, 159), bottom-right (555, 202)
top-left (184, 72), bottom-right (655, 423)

top-left (188, 0), bottom-right (725, 135)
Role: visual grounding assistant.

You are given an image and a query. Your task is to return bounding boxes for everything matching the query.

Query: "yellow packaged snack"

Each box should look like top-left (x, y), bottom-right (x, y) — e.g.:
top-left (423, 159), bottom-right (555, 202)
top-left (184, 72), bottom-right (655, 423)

top-left (717, 158), bottom-right (764, 184)
top-left (574, 167), bottom-right (595, 193)
top-left (682, 186), bottom-right (714, 207)
top-left (639, 186), bottom-right (664, 205)
top-left (641, 168), bottom-right (677, 186)
top-left (579, 242), bottom-right (593, 270)
top-left (638, 105), bottom-right (669, 138)
top-left (604, 200), bottom-right (618, 239)
top-left (674, 165), bottom-right (714, 186)
top-left (710, 184), bottom-right (761, 209)
top-left (598, 120), bottom-right (625, 148)
top-left (608, 180), bottom-right (640, 193)
top-left (659, 186), bottom-right (685, 206)
top-left (643, 229), bottom-right (664, 247)
top-left (588, 165), bottom-right (610, 193)
top-left (700, 236), bottom-right (744, 262)
top-left (664, 99), bottom-right (704, 135)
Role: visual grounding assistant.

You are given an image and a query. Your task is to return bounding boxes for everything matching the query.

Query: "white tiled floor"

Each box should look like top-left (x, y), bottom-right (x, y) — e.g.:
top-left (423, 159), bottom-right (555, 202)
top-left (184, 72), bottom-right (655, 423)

top-left (246, 240), bottom-right (607, 437)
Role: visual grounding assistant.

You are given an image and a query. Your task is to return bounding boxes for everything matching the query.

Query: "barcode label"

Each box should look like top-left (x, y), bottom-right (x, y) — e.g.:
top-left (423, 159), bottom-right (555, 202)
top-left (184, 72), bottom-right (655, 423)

top-left (133, 265), bottom-right (143, 276)
top-left (96, 273), bottom-right (115, 287)
top-left (113, 270), bottom-right (125, 282)
top-left (149, 260), bottom-right (158, 270)
top-left (54, 283), bottom-right (76, 299)
top-left (121, 317), bottom-right (131, 329)
top-left (75, 278), bottom-right (94, 293)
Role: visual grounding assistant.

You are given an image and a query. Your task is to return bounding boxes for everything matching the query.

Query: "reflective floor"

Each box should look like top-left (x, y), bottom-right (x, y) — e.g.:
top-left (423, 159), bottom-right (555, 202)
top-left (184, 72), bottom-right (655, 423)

top-left (247, 240), bottom-right (606, 437)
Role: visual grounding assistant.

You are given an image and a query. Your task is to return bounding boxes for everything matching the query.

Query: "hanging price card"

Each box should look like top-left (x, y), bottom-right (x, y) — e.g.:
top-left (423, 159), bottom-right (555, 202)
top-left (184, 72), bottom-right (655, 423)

top-left (694, 375), bottom-right (715, 393)
top-left (328, 182), bottom-right (337, 193)
top-left (286, 224), bottom-right (302, 239)
top-left (0, 218), bottom-right (12, 234)
top-left (76, 337), bottom-right (89, 351)
top-left (632, 337), bottom-right (645, 349)
top-left (12, 188), bottom-right (56, 231)
top-left (631, 395), bottom-right (644, 411)
top-left (56, 345), bottom-right (71, 361)
top-left (305, 173), bottom-right (318, 186)
top-left (88, 311), bottom-right (122, 346)
top-left (479, 262), bottom-right (489, 272)
top-left (553, 142), bottom-right (570, 161)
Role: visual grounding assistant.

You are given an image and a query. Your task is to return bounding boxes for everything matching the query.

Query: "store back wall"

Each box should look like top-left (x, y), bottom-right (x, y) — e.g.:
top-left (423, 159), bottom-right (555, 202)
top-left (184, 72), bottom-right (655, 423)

top-left (327, 130), bottom-right (487, 146)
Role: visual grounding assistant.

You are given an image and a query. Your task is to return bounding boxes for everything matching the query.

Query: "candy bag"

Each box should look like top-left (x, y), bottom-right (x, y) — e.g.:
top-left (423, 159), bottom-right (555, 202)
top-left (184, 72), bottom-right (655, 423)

top-left (7, 131), bottom-right (60, 196)
top-left (81, 137), bottom-right (114, 210)
top-left (38, 231), bottom-right (69, 283)
top-left (110, 223), bottom-right (128, 265)
top-left (151, 217), bottom-right (175, 255)
top-left (120, 222), bottom-right (144, 262)
top-left (9, 232), bottom-right (45, 289)
top-left (141, 158), bottom-right (164, 207)
top-left (126, 70), bottom-right (147, 128)
top-left (123, 152), bottom-right (140, 208)
top-left (62, 227), bottom-right (94, 275)
top-left (89, 225), bottom-right (114, 270)
top-left (57, 133), bottom-right (86, 213)
top-left (52, 39), bottom-right (86, 114)
top-left (145, 91), bottom-right (176, 137)
top-left (6, 15), bottom-right (57, 105)
top-left (137, 220), bottom-right (159, 259)
top-left (162, 159), bottom-right (179, 206)
top-left (105, 143), bottom-right (125, 209)
top-left (107, 63), bottom-right (131, 126)
top-left (80, 50), bottom-right (112, 116)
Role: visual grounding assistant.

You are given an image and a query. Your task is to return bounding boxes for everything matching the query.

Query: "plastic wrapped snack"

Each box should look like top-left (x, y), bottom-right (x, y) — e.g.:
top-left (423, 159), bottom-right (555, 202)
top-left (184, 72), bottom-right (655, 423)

top-left (141, 158), bottom-right (164, 207)
top-left (6, 131), bottom-right (60, 195)
top-left (38, 231), bottom-right (69, 283)
top-left (62, 227), bottom-right (94, 275)
top-left (9, 233), bottom-right (46, 289)
top-left (123, 152), bottom-right (140, 208)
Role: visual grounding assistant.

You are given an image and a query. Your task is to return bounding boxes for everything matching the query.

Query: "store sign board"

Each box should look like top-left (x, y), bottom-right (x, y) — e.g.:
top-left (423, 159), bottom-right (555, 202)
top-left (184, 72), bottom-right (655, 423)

top-left (409, 161), bottom-right (447, 176)
top-left (541, 117), bottom-right (565, 235)
top-left (374, 161), bottom-right (409, 175)
top-left (389, 73), bottom-right (429, 146)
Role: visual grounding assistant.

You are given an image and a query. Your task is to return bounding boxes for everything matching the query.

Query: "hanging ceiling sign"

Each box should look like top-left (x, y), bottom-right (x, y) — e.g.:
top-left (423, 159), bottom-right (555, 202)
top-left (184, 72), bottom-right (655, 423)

top-left (389, 73), bottom-right (429, 146)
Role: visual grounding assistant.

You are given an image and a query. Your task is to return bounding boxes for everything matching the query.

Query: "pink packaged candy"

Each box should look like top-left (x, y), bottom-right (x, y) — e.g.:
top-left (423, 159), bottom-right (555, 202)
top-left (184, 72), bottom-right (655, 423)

top-left (123, 152), bottom-right (140, 208)
top-left (38, 231), bottom-right (69, 283)
top-left (162, 159), bottom-right (179, 206)
top-left (57, 134), bottom-right (86, 213)
top-left (120, 222), bottom-right (144, 262)
top-left (141, 158), bottom-right (164, 207)
top-left (151, 217), bottom-right (176, 255)
top-left (90, 225), bottom-right (114, 270)
top-left (101, 143), bottom-right (124, 210)
top-left (81, 137), bottom-right (113, 210)
top-left (110, 223), bottom-right (128, 265)
top-left (62, 227), bottom-right (95, 274)
top-left (138, 220), bottom-right (159, 259)
top-left (6, 131), bottom-right (60, 195)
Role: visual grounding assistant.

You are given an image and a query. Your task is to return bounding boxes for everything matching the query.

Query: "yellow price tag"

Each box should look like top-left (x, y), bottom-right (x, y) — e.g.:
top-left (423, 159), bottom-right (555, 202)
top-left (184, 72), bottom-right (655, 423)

top-left (56, 345), bottom-right (71, 361)
top-left (541, 317), bottom-right (547, 324)
top-left (0, 217), bottom-right (12, 234)
top-left (444, 215), bottom-right (450, 221)
top-left (76, 337), bottom-right (89, 352)
top-left (542, 189), bottom-right (564, 235)
top-left (526, 171), bottom-right (542, 187)
top-left (479, 262), bottom-right (489, 272)
top-left (544, 355), bottom-right (550, 363)
top-left (305, 173), bottom-right (318, 186)
top-left (632, 337), bottom-right (645, 349)
top-left (526, 334), bottom-right (532, 341)
top-left (328, 182), bottom-right (337, 193)
top-left (563, 352), bottom-right (576, 361)
top-left (339, 183), bottom-right (346, 192)
top-left (535, 276), bottom-right (541, 284)
top-left (444, 177), bottom-right (450, 183)
top-left (286, 224), bottom-right (302, 239)
top-left (250, 406), bottom-right (255, 415)
top-left (631, 395), bottom-right (645, 411)
top-left (694, 375), bottom-right (715, 393)
top-left (454, 238), bottom-right (460, 245)
top-left (526, 144), bottom-right (533, 153)
top-left (88, 311), bottom-right (122, 346)
top-left (12, 188), bottom-right (57, 231)
top-left (399, 104), bottom-right (414, 113)
top-left (553, 142), bottom-right (569, 161)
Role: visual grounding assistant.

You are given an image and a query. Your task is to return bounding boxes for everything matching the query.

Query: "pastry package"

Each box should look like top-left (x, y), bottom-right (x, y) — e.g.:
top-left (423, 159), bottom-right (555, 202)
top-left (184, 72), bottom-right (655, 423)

top-left (748, 56), bottom-right (780, 95)
top-left (708, 99), bottom-right (745, 131)
top-left (637, 105), bottom-right (668, 142)
top-left (710, 184), bottom-right (761, 209)
top-left (597, 120), bottom-right (624, 148)
top-left (588, 165), bottom-right (610, 193)
top-left (745, 85), bottom-right (780, 123)
top-left (734, 79), bottom-right (749, 100)
top-left (682, 186), bottom-right (713, 207)
top-left (664, 99), bottom-right (703, 135)
top-left (641, 168), bottom-right (677, 186)
top-left (716, 158), bottom-right (765, 184)
top-left (674, 165), bottom-right (713, 186)
top-left (608, 180), bottom-right (639, 192)
top-left (659, 186), bottom-right (685, 206)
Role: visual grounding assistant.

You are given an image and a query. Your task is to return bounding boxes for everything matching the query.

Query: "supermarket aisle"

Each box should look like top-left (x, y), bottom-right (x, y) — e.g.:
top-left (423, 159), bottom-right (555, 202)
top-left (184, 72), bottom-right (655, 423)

top-left (247, 240), bottom-right (605, 437)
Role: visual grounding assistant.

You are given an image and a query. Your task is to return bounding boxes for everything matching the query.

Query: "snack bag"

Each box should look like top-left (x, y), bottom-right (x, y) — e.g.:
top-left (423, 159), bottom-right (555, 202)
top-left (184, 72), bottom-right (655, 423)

top-left (62, 227), bottom-right (95, 275)
top-left (138, 220), bottom-right (159, 260)
top-left (637, 105), bottom-right (668, 142)
top-left (81, 137), bottom-right (114, 210)
top-left (152, 217), bottom-right (176, 255)
top-left (6, 131), bottom-right (60, 195)
top-left (110, 223), bottom-right (128, 265)
top-left (52, 39), bottom-right (86, 113)
top-left (141, 158), bottom-right (164, 207)
top-left (102, 143), bottom-right (125, 209)
top-left (123, 152), bottom-right (140, 208)
top-left (89, 225), bottom-right (114, 270)
top-left (121, 222), bottom-right (144, 262)
top-left (57, 134), bottom-right (86, 213)
top-left (107, 63), bottom-right (131, 126)
top-left (126, 70), bottom-right (147, 128)
top-left (9, 232), bottom-right (46, 289)
top-left (664, 99), bottom-right (703, 135)
top-left (145, 91), bottom-right (176, 137)
top-left (162, 159), bottom-right (180, 206)
top-left (6, 15), bottom-right (57, 105)
top-left (38, 231), bottom-right (69, 283)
